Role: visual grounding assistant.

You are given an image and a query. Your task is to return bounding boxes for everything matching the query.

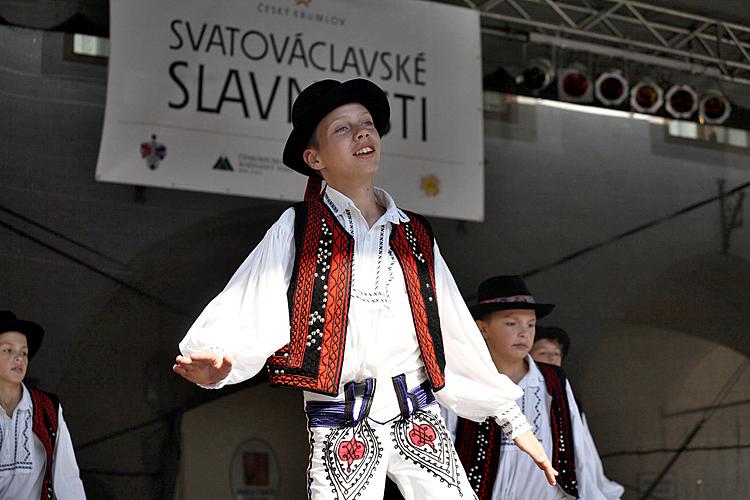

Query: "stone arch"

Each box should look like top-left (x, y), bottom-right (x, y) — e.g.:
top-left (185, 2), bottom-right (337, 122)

top-left (623, 252), bottom-right (750, 358)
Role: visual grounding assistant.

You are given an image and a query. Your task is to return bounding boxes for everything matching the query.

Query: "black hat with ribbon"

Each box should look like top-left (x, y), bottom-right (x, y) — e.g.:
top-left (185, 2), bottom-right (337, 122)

top-left (0, 311), bottom-right (44, 358)
top-left (468, 275), bottom-right (555, 320)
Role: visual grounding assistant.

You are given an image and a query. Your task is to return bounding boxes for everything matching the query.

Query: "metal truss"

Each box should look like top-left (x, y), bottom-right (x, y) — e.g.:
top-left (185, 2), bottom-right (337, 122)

top-left (451, 0), bottom-right (750, 85)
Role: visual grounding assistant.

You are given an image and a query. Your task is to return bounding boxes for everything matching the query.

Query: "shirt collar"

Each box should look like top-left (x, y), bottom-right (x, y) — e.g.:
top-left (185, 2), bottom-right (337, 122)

top-left (323, 185), bottom-right (410, 225)
top-left (517, 355), bottom-right (545, 388)
top-left (13, 384), bottom-right (33, 413)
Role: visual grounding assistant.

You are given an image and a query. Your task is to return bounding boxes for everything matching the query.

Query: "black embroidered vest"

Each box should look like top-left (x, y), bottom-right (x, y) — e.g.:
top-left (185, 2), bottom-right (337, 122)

top-left (455, 362), bottom-right (579, 498)
top-left (29, 388), bottom-right (60, 500)
top-left (266, 197), bottom-right (446, 396)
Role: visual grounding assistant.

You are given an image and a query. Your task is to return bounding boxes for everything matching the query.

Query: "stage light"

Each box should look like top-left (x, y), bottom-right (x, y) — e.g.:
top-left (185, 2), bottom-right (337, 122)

top-left (699, 91), bottom-right (731, 125)
top-left (594, 70), bottom-right (629, 106)
top-left (665, 84), bottom-right (698, 119)
top-left (630, 79), bottom-right (663, 114)
top-left (557, 64), bottom-right (593, 102)
top-left (516, 58), bottom-right (554, 92)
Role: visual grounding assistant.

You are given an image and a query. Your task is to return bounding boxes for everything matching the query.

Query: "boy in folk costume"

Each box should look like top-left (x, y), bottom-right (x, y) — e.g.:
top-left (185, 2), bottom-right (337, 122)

top-left (532, 327), bottom-right (624, 499)
top-left (173, 79), bottom-right (556, 499)
top-left (0, 311), bottom-right (86, 500)
top-left (443, 276), bottom-right (617, 500)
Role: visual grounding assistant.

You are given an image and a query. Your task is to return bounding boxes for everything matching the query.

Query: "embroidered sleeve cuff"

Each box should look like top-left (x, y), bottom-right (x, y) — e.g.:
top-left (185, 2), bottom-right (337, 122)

top-left (494, 404), bottom-right (532, 439)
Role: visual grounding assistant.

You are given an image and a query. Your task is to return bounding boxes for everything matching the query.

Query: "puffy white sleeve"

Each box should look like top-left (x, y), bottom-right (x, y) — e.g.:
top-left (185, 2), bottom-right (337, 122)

top-left (179, 207), bottom-right (296, 388)
top-left (52, 405), bottom-right (87, 500)
top-left (432, 242), bottom-right (532, 439)
top-left (568, 382), bottom-right (624, 500)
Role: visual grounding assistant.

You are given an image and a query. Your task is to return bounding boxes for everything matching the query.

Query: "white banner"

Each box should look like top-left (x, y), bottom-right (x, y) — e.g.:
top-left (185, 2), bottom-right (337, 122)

top-left (96, 0), bottom-right (485, 220)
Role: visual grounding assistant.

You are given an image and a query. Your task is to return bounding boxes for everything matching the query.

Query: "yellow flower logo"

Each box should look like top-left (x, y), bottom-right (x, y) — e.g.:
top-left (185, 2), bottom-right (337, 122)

top-left (421, 175), bottom-right (440, 197)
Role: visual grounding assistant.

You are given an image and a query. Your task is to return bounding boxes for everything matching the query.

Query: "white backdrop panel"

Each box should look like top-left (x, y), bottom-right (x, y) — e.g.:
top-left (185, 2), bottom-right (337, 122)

top-left (96, 0), bottom-right (485, 220)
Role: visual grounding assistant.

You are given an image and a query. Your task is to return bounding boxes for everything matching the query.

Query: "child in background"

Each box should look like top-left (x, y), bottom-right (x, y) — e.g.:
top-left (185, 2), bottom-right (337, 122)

top-left (0, 311), bottom-right (86, 500)
top-left (443, 276), bottom-right (620, 499)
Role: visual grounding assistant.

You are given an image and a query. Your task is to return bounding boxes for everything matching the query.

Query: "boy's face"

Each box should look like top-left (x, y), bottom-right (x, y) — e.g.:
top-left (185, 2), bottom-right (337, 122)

top-left (530, 338), bottom-right (563, 367)
top-left (303, 103), bottom-right (381, 185)
top-left (0, 331), bottom-right (28, 384)
top-left (476, 309), bottom-right (536, 362)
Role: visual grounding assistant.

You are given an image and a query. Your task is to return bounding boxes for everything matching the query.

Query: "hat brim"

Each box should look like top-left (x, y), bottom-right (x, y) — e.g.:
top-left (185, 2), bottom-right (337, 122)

top-left (0, 320), bottom-right (44, 359)
top-left (282, 79), bottom-right (390, 178)
top-left (469, 302), bottom-right (555, 320)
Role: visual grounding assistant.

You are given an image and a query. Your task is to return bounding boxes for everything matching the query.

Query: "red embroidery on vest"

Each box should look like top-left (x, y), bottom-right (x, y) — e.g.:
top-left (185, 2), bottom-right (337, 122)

top-left (537, 362), bottom-right (579, 498)
top-left (267, 200), bottom-right (353, 395)
top-left (267, 200), bottom-right (445, 395)
top-left (455, 418), bottom-right (502, 500)
top-left (29, 388), bottom-right (59, 500)
top-left (389, 212), bottom-right (445, 390)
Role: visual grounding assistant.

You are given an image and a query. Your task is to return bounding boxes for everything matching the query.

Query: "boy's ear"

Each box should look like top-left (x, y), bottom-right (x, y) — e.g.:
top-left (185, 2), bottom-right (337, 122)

top-left (475, 319), bottom-right (489, 339)
top-left (303, 148), bottom-right (324, 173)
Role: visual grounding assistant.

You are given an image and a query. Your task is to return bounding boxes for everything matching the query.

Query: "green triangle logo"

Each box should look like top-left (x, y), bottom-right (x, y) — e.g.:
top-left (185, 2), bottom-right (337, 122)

top-left (212, 156), bottom-right (234, 171)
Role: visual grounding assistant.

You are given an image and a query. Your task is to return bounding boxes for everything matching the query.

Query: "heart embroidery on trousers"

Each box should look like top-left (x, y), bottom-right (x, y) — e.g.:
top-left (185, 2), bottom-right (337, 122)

top-left (393, 410), bottom-right (464, 495)
top-left (323, 421), bottom-right (382, 499)
top-left (337, 437), bottom-right (366, 472)
top-left (409, 423), bottom-right (437, 451)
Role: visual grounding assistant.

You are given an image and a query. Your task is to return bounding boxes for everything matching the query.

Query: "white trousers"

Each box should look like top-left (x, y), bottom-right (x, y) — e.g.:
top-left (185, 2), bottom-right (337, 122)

top-left (306, 404), bottom-right (477, 500)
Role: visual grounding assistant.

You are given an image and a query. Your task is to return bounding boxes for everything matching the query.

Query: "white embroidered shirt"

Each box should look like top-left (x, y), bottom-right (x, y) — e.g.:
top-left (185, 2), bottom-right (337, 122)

top-left (0, 384), bottom-right (86, 500)
top-left (179, 187), bottom-right (531, 437)
top-left (443, 356), bottom-right (622, 500)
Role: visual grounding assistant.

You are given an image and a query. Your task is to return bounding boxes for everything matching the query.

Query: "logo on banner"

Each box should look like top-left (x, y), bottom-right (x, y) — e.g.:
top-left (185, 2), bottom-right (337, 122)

top-left (421, 175), bottom-right (440, 197)
top-left (256, 0), bottom-right (345, 26)
top-left (140, 135), bottom-right (167, 170)
top-left (213, 156), bottom-right (235, 171)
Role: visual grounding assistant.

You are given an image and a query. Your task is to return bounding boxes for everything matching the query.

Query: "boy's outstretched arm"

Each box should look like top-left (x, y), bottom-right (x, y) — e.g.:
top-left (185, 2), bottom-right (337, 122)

top-left (514, 430), bottom-right (559, 486)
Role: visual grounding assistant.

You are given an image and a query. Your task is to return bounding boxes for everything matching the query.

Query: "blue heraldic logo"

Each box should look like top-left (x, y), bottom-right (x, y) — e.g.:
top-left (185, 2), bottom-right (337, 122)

top-left (140, 134), bottom-right (167, 170)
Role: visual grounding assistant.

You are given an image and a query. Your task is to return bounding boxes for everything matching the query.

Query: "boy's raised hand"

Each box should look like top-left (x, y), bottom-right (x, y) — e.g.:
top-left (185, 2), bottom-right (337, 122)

top-left (173, 351), bottom-right (233, 385)
top-left (513, 430), bottom-right (559, 486)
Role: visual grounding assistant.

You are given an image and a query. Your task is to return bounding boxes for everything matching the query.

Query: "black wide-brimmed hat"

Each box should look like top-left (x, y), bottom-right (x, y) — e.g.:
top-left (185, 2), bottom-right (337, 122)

top-left (0, 311), bottom-right (44, 358)
top-left (469, 275), bottom-right (555, 320)
top-left (282, 78), bottom-right (390, 178)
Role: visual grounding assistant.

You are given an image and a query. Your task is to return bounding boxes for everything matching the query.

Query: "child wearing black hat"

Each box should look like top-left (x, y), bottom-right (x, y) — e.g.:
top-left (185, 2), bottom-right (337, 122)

top-left (444, 276), bottom-right (620, 500)
top-left (0, 311), bottom-right (86, 499)
top-left (174, 79), bottom-right (556, 499)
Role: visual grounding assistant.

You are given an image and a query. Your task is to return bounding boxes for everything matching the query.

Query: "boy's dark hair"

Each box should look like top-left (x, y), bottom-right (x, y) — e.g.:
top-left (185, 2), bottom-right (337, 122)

top-left (535, 326), bottom-right (571, 358)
